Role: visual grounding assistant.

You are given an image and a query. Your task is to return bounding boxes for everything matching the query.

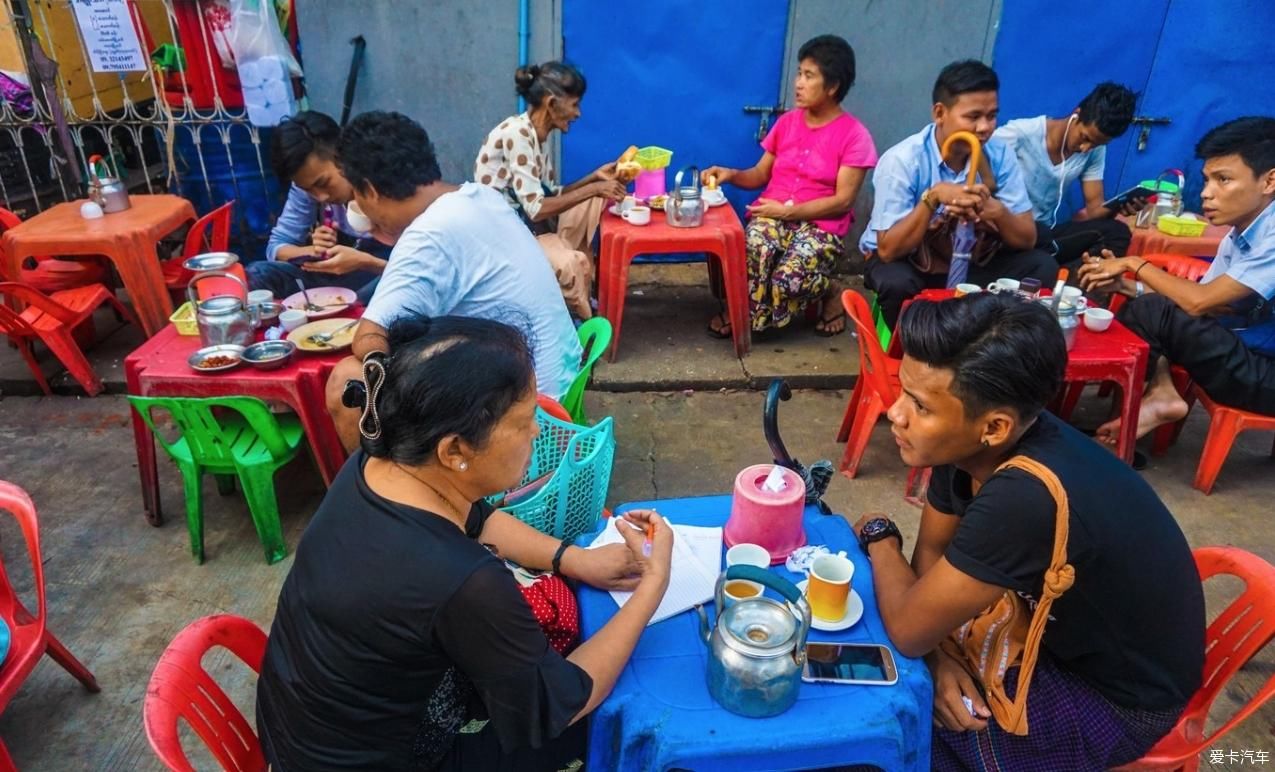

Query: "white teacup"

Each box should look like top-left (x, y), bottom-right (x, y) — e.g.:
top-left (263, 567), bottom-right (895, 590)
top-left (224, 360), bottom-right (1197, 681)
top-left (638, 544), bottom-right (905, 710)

top-left (621, 205), bottom-right (651, 226)
top-left (1083, 307), bottom-right (1114, 332)
top-left (619, 195), bottom-right (638, 214)
top-left (279, 309), bottom-right (307, 332)
top-left (954, 283), bottom-right (983, 297)
top-left (703, 188), bottom-right (727, 205)
top-left (986, 278), bottom-right (1021, 294)
top-left (722, 578), bottom-right (764, 608)
top-left (726, 543), bottom-right (771, 570)
top-left (346, 200), bottom-right (373, 234)
top-left (247, 289), bottom-right (275, 307)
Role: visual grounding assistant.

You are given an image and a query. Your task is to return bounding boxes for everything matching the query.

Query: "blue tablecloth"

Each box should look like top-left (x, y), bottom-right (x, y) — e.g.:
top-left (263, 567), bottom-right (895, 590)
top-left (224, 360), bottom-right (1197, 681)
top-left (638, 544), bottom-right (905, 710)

top-left (576, 495), bottom-right (933, 771)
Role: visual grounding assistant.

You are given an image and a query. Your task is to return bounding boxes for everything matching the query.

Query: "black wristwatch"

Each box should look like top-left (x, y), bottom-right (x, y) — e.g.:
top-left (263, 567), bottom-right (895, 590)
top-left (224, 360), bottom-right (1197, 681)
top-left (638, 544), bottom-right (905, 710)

top-left (858, 517), bottom-right (903, 555)
top-left (551, 539), bottom-right (573, 575)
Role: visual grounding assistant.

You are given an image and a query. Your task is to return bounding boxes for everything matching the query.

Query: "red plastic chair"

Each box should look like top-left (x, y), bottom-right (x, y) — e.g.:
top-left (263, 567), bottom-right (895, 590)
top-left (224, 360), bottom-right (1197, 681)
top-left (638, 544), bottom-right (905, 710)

top-left (1, 206), bottom-right (109, 294)
top-left (1177, 388), bottom-right (1275, 495)
top-left (143, 614), bottom-right (267, 772)
top-left (161, 201), bottom-right (236, 301)
top-left (537, 393), bottom-right (573, 423)
top-left (0, 481), bottom-right (101, 762)
top-left (0, 281), bottom-right (138, 396)
top-left (835, 289), bottom-right (903, 478)
top-left (1118, 547), bottom-right (1275, 771)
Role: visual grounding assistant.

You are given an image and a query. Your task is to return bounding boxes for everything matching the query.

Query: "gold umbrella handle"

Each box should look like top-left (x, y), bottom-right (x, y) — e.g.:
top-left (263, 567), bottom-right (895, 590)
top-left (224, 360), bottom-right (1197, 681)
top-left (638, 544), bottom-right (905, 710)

top-left (940, 130), bottom-right (986, 189)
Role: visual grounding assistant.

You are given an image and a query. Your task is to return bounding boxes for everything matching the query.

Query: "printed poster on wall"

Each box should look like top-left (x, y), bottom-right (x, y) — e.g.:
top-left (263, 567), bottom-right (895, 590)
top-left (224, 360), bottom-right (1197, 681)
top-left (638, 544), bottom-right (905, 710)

top-left (71, 0), bottom-right (147, 73)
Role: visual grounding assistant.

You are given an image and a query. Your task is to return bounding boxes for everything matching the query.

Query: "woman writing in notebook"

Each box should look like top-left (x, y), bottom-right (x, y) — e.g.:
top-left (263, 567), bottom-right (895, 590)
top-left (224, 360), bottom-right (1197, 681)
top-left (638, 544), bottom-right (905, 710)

top-left (256, 314), bottom-right (672, 771)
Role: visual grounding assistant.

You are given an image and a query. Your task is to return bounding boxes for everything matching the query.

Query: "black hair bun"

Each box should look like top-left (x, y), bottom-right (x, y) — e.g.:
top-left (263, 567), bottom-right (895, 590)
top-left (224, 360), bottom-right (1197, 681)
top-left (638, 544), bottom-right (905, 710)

top-left (514, 65), bottom-right (541, 97)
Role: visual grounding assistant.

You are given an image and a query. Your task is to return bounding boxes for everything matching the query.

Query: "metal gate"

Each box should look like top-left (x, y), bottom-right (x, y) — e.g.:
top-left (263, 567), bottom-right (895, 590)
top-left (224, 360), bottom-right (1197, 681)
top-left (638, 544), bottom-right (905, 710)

top-left (0, 0), bottom-right (289, 252)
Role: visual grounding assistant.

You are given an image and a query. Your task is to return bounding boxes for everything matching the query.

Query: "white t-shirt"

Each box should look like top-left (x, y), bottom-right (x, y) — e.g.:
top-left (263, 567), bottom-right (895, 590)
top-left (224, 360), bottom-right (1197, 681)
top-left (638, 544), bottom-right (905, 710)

top-left (363, 183), bottom-right (581, 398)
top-left (993, 116), bottom-right (1105, 227)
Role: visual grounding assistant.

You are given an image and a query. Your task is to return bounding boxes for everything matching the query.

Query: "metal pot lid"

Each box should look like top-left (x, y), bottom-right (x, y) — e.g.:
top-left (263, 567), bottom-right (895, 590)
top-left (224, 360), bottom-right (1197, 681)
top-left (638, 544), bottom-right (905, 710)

top-left (720, 597), bottom-right (798, 657)
top-left (183, 252), bottom-right (241, 272)
top-left (198, 295), bottom-right (244, 314)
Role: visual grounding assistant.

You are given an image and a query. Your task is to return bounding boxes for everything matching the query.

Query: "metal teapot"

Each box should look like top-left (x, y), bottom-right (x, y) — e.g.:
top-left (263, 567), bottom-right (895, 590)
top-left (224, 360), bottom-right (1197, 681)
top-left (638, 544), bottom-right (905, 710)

top-left (697, 565), bottom-right (811, 717)
top-left (86, 154), bottom-right (131, 213)
top-left (187, 271), bottom-right (255, 348)
top-left (1135, 168), bottom-right (1184, 230)
top-left (666, 165), bottom-right (705, 228)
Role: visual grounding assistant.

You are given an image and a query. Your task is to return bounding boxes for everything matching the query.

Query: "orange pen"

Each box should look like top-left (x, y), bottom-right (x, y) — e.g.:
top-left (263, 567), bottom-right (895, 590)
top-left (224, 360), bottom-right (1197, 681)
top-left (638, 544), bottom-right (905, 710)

top-left (643, 523), bottom-right (654, 557)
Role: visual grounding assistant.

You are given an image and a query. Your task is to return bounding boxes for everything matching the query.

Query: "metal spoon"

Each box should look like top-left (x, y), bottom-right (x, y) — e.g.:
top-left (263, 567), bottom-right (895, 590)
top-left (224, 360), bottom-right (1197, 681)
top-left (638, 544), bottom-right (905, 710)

top-left (294, 279), bottom-right (322, 312)
top-left (306, 319), bottom-right (358, 347)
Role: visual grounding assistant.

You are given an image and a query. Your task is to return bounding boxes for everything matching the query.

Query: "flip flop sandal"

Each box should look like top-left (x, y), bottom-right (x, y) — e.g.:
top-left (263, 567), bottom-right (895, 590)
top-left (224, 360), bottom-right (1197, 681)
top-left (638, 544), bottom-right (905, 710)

top-left (814, 310), bottom-right (847, 338)
top-left (706, 313), bottom-right (733, 340)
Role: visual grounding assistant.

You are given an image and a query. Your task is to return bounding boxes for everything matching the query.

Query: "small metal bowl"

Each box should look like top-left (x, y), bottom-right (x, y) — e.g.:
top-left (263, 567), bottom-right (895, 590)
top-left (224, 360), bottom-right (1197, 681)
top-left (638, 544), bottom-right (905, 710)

top-left (182, 251), bottom-right (241, 273)
top-left (253, 300), bottom-right (285, 328)
top-left (187, 344), bottom-right (245, 373)
top-left (242, 340), bottom-right (296, 370)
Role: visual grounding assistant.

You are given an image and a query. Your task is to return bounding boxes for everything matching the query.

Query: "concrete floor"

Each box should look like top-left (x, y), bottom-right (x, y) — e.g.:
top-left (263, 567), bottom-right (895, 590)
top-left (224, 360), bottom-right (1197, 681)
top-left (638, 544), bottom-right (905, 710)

top-left (0, 386), bottom-right (1272, 770)
top-left (0, 265), bottom-right (1272, 769)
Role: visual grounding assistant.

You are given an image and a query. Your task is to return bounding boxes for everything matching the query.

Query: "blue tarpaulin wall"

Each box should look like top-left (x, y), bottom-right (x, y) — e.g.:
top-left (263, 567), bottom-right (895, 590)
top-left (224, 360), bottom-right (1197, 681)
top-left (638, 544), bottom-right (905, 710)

top-left (562, 0), bottom-right (789, 259)
top-left (994, 0), bottom-right (1275, 218)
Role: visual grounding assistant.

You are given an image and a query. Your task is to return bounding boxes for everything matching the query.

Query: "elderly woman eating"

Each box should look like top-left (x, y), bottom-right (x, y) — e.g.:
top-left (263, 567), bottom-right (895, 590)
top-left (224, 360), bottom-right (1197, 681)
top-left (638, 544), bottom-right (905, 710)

top-left (257, 315), bottom-right (672, 771)
top-left (703, 34), bottom-right (878, 337)
top-left (475, 61), bottom-right (628, 318)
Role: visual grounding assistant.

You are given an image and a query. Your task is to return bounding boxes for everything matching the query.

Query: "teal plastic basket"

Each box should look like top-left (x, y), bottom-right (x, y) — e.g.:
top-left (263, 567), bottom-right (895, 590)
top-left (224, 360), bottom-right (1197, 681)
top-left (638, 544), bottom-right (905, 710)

top-left (494, 410), bottom-right (615, 541)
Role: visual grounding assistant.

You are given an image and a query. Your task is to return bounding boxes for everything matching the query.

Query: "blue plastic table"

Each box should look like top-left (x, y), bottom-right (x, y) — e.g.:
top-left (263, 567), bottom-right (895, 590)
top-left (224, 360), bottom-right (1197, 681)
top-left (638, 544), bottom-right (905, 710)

top-left (577, 495), bottom-right (932, 771)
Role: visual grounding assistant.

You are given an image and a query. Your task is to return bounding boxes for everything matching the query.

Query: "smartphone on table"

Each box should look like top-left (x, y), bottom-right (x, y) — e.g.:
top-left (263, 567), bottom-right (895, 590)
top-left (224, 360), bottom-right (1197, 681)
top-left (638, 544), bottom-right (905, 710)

top-left (801, 641), bottom-right (898, 686)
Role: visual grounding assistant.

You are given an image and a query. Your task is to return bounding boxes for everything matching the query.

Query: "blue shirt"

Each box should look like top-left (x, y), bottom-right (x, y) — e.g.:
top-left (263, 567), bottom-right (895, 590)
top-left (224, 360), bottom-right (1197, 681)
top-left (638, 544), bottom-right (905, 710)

top-left (363, 183), bottom-right (581, 399)
top-left (993, 116), bottom-right (1105, 226)
top-left (1202, 200), bottom-right (1275, 355)
top-left (859, 123), bottom-right (1034, 254)
top-left (265, 185), bottom-right (382, 262)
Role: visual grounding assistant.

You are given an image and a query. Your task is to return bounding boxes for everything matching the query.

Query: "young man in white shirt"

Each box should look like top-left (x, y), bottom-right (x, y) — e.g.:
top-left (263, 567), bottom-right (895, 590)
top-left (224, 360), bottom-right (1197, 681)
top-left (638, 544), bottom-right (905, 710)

top-left (994, 82), bottom-right (1144, 266)
top-left (323, 111), bottom-right (582, 449)
top-left (1079, 116), bottom-right (1275, 443)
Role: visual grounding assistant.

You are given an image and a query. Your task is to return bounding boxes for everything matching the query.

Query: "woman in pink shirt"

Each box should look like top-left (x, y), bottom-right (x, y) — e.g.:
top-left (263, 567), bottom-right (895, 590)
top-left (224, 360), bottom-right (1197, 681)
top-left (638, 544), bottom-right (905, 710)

top-left (704, 35), bottom-right (877, 337)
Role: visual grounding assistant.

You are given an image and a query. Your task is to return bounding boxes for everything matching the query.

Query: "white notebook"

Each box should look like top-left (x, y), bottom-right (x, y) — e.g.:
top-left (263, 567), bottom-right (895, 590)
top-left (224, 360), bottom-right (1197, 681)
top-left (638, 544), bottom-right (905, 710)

top-left (588, 521), bottom-right (722, 625)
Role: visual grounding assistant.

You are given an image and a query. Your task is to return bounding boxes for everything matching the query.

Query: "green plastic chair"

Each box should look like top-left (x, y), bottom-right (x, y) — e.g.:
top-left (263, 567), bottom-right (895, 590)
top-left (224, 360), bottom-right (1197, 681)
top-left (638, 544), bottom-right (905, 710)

top-left (561, 317), bottom-right (612, 424)
top-left (868, 292), bottom-right (892, 351)
top-left (128, 396), bottom-right (305, 565)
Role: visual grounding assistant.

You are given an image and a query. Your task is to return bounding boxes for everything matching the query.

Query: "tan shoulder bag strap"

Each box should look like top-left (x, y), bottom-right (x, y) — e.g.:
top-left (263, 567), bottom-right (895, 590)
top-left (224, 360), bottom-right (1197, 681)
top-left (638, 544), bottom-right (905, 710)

top-left (994, 455), bottom-right (1076, 726)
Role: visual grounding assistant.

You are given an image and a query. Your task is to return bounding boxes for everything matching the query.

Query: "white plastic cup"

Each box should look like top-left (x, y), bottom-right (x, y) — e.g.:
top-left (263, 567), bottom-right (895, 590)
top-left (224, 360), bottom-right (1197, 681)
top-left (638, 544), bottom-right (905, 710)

top-left (279, 309), bottom-right (307, 332)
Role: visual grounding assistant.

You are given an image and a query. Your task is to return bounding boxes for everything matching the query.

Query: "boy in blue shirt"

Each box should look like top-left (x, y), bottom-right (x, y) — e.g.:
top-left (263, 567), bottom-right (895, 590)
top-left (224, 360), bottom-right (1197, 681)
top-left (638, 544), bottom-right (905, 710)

top-left (995, 82), bottom-right (1144, 266)
top-left (860, 60), bottom-right (1056, 327)
top-left (1079, 117), bottom-right (1275, 443)
top-left (246, 111), bottom-right (386, 302)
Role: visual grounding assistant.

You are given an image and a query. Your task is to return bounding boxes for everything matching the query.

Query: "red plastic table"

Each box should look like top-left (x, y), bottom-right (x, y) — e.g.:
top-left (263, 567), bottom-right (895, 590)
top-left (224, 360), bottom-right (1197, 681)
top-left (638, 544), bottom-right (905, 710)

top-left (597, 204), bottom-right (750, 361)
top-left (895, 289), bottom-right (1150, 464)
top-left (125, 324), bottom-right (351, 526)
top-left (1, 195), bottom-right (196, 336)
top-left (1122, 216), bottom-right (1229, 259)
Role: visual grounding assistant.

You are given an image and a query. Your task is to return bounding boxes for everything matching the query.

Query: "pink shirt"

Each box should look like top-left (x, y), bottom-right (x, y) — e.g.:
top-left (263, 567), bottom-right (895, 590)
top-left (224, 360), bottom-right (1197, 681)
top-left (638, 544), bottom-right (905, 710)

top-left (759, 109), bottom-right (878, 237)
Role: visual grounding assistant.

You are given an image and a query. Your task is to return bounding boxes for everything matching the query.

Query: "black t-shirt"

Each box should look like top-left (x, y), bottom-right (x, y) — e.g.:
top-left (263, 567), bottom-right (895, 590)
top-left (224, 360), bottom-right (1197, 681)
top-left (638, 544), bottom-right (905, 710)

top-left (928, 412), bottom-right (1204, 710)
top-left (256, 451), bottom-right (592, 771)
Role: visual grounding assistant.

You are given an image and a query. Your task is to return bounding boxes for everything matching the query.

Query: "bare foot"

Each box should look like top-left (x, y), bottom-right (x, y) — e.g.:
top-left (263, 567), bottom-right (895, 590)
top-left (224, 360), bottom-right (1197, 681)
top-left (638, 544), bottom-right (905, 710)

top-left (1094, 390), bottom-right (1189, 445)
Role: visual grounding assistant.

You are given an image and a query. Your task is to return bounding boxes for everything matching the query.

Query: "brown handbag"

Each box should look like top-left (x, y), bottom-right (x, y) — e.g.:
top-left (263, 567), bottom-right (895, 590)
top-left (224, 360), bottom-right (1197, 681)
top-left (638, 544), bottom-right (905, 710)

top-left (939, 455), bottom-right (1076, 736)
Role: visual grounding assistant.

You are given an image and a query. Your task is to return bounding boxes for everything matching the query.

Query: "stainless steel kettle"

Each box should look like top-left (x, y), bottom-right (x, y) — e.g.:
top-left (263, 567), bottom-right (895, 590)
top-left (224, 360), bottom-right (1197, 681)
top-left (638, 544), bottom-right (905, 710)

top-left (666, 165), bottom-right (705, 228)
top-left (697, 565), bottom-right (811, 717)
top-left (187, 271), bottom-right (255, 348)
top-left (86, 154), bottom-right (131, 213)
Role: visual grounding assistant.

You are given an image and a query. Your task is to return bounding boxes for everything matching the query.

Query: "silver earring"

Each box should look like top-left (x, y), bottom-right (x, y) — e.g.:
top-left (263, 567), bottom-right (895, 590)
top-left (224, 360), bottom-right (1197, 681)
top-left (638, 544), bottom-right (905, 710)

top-left (459, 462), bottom-right (468, 471)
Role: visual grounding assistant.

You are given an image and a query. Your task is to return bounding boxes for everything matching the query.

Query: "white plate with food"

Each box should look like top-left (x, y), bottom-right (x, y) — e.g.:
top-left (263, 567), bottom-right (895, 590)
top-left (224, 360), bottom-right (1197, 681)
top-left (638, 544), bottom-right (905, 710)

top-left (288, 318), bottom-right (359, 353)
top-left (282, 286), bottom-right (357, 320)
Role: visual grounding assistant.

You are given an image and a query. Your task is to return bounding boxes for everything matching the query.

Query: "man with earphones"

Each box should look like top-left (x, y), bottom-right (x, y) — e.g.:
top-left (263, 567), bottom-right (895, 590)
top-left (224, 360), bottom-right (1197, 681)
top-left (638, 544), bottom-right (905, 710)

top-left (994, 82), bottom-right (1144, 266)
